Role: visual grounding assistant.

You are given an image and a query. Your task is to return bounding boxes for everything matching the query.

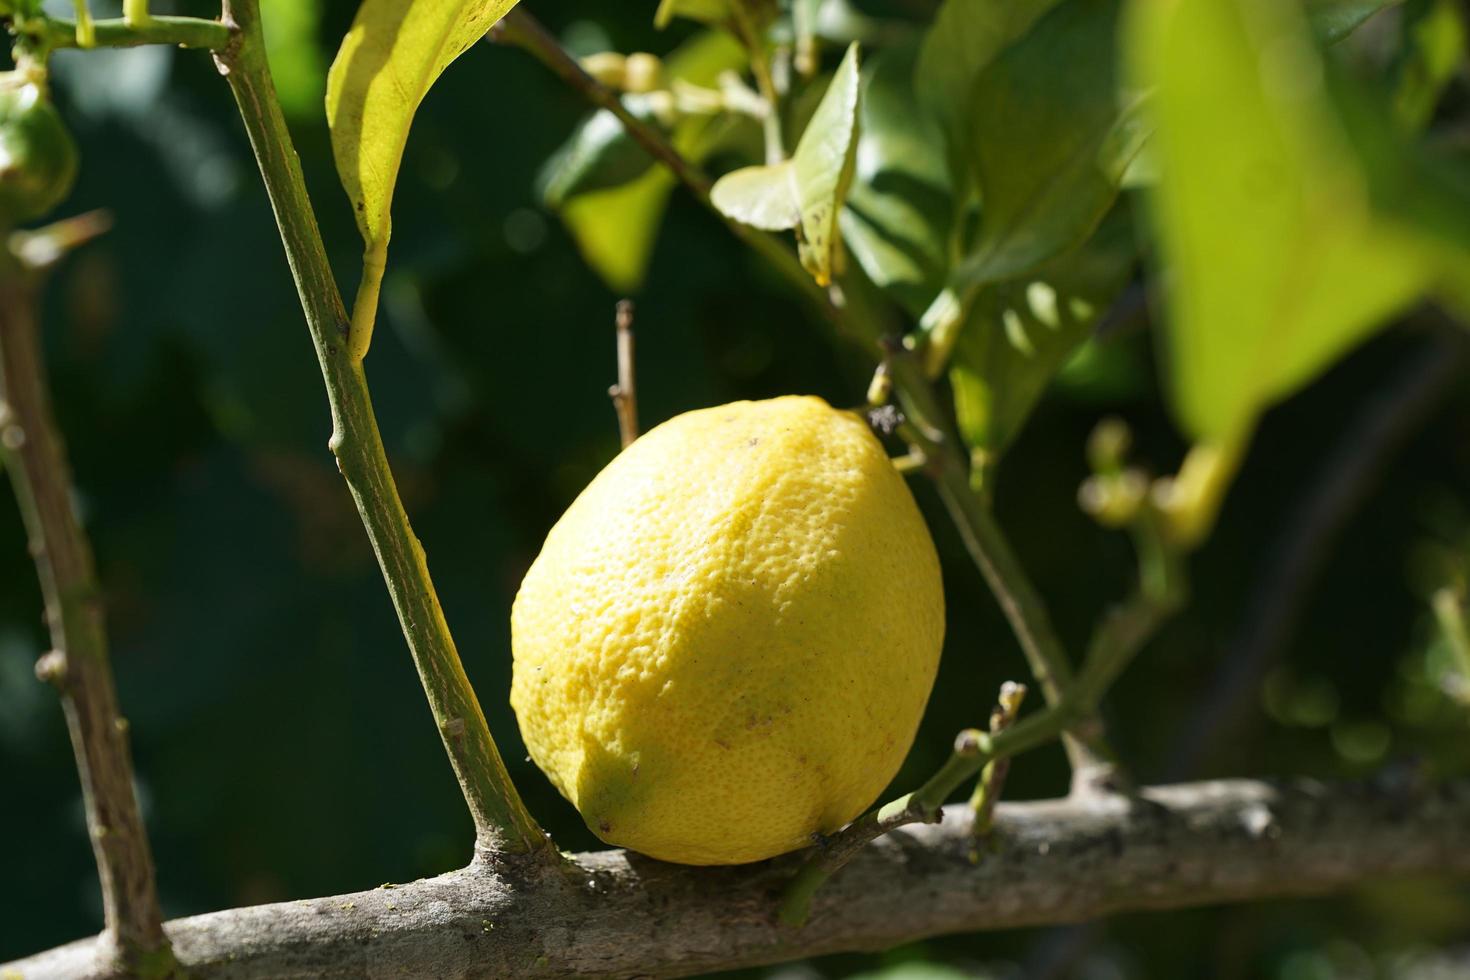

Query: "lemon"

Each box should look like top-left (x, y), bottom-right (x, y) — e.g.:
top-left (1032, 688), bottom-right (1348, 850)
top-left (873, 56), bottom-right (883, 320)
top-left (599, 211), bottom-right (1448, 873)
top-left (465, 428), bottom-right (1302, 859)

top-left (0, 78), bottom-right (78, 226)
top-left (510, 395), bottom-right (945, 865)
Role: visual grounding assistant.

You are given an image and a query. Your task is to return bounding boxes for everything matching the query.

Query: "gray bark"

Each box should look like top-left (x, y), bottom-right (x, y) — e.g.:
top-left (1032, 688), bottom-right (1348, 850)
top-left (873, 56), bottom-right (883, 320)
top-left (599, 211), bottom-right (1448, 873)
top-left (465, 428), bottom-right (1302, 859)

top-left (9, 776), bottom-right (1470, 979)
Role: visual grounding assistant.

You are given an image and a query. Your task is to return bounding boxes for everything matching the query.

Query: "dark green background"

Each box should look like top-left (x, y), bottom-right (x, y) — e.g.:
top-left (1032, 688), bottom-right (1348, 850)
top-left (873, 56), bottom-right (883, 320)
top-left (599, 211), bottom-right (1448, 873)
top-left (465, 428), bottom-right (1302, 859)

top-left (2, 1), bottom-right (1468, 976)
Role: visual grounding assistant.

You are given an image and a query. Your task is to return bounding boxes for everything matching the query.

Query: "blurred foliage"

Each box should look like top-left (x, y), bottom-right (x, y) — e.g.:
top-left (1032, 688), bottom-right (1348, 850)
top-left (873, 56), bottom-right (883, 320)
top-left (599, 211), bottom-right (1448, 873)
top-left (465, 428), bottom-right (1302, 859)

top-left (2, 0), bottom-right (1470, 977)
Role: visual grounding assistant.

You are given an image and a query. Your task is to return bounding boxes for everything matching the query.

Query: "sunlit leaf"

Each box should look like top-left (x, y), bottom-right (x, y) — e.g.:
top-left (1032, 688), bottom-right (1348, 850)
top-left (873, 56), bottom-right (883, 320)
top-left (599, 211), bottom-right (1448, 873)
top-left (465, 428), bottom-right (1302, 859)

top-left (710, 162), bottom-right (802, 229)
top-left (1128, 0), bottom-right (1430, 442)
top-left (949, 209), bottom-right (1136, 459)
top-left (326, 0), bottom-right (521, 250)
top-left (840, 44), bottom-right (951, 315)
top-left (711, 43), bottom-right (862, 285)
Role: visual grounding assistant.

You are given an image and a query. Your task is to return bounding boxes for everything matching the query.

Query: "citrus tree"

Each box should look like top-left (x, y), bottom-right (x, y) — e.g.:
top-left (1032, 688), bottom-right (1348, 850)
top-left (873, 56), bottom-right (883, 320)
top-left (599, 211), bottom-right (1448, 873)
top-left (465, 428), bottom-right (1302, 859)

top-left (2, 0), bottom-right (1469, 977)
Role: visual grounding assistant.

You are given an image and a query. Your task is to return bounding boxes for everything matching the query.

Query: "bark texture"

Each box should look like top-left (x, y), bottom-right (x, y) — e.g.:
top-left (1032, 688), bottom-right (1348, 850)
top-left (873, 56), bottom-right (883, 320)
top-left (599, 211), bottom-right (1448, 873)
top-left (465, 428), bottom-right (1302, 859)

top-left (9, 776), bottom-right (1469, 979)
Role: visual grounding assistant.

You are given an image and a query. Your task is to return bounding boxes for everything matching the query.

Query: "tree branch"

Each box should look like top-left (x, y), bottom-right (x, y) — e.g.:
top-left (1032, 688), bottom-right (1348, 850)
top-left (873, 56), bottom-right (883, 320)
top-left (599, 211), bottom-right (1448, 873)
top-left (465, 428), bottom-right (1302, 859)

top-left (212, 0), bottom-right (548, 858)
top-left (0, 250), bottom-right (173, 974)
top-left (10, 776), bottom-right (1470, 978)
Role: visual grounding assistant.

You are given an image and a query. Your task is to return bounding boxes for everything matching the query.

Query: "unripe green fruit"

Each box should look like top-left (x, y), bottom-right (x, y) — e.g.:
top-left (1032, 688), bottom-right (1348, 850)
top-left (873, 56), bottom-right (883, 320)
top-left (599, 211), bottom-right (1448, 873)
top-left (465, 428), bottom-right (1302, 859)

top-left (0, 80), bottom-right (79, 226)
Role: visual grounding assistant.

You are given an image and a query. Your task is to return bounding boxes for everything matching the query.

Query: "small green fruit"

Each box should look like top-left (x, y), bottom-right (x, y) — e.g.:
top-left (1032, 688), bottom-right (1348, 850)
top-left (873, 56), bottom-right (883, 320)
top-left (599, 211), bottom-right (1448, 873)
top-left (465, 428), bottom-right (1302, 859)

top-left (0, 79), bottom-right (79, 226)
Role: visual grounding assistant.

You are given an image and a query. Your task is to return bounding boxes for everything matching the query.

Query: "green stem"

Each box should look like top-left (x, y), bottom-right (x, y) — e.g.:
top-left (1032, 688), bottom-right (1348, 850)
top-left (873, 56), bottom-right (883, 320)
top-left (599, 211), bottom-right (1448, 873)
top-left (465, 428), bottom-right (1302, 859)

top-left (21, 12), bottom-right (231, 50)
top-left (0, 249), bottom-right (176, 975)
top-left (730, 3), bottom-right (785, 164)
top-left (216, 0), bottom-right (548, 858)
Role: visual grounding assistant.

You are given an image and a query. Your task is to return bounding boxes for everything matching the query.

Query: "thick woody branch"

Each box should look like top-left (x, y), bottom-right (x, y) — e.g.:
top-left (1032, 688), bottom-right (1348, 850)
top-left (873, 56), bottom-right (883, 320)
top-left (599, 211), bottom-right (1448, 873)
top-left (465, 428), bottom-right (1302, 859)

top-left (9, 776), bottom-right (1470, 979)
top-left (0, 254), bottom-right (173, 974)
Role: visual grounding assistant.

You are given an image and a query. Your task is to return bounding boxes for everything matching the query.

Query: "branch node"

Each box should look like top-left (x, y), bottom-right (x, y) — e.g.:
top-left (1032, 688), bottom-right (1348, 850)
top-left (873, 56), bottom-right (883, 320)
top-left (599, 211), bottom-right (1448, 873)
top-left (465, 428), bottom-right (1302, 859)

top-left (34, 649), bottom-right (67, 686)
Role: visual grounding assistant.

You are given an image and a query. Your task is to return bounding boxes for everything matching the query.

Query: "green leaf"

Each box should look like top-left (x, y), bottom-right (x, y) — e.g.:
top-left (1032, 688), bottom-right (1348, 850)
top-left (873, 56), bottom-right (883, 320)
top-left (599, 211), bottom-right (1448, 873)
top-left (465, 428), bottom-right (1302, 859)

top-left (538, 96), bottom-right (666, 208)
top-left (711, 42), bottom-right (862, 285)
top-left (840, 44), bottom-right (952, 315)
top-left (1129, 0), bottom-right (1430, 443)
top-left (561, 168), bottom-right (677, 293)
top-left (326, 0), bottom-right (521, 250)
top-left (949, 209), bottom-right (1136, 459)
top-left (914, 0), bottom-right (1061, 189)
top-left (710, 161), bottom-right (802, 229)
top-left (948, 0), bottom-right (1143, 291)
top-left (554, 31), bottom-right (748, 291)
top-left (655, 0), bottom-right (731, 29)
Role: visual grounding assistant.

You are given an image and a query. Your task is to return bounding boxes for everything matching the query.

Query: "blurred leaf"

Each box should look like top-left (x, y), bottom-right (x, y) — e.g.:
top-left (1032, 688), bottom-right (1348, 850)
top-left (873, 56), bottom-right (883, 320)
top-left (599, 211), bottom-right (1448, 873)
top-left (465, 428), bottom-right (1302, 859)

top-left (655, 0), bottom-right (731, 28)
top-left (949, 209), bottom-right (1135, 458)
top-left (1305, 0), bottom-right (1402, 43)
top-left (561, 167), bottom-right (676, 293)
top-left (1392, 0), bottom-right (1467, 130)
top-left (712, 42), bottom-right (861, 284)
top-left (1128, 0), bottom-right (1430, 442)
top-left (948, 0), bottom-right (1142, 291)
top-left (261, 0), bottom-right (325, 120)
top-left (841, 44), bottom-right (952, 315)
top-left (326, 0), bottom-right (521, 249)
top-left (538, 96), bottom-right (666, 207)
top-left (552, 32), bottom-right (746, 291)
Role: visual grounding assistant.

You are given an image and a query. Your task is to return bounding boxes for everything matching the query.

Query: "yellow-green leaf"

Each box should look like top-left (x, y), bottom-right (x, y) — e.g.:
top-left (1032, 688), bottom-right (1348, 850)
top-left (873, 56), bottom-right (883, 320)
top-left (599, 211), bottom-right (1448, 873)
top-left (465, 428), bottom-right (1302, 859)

top-left (1129, 0), bottom-right (1429, 443)
top-left (710, 43), bottom-right (862, 285)
top-left (326, 0), bottom-right (520, 249)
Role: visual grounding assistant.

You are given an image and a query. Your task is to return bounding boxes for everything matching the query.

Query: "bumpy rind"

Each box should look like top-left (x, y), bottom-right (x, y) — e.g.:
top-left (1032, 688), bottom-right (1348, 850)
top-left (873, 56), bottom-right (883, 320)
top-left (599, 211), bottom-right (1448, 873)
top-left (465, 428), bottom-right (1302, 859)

top-left (510, 395), bottom-right (945, 865)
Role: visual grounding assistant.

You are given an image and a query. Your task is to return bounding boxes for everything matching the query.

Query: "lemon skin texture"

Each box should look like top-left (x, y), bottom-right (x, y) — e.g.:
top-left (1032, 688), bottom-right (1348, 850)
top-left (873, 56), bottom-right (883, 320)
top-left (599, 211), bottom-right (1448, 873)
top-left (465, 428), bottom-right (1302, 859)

top-left (510, 395), bottom-right (945, 865)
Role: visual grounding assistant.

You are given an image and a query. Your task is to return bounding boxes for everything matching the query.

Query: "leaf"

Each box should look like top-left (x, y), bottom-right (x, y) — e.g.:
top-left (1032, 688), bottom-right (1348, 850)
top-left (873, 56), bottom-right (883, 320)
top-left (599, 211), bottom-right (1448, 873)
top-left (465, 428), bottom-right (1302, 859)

top-left (554, 31), bottom-right (748, 291)
top-left (655, 0), bottom-right (731, 29)
top-left (561, 168), bottom-right (676, 293)
top-left (326, 0), bottom-right (521, 250)
top-left (1128, 0), bottom-right (1430, 442)
top-left (947, 0), bottom-right (1143, 291)
top-left (949, 209), bottom-right (1136, 458)
top-left (791, 43), bottom-right (862, 284)
top-left (840, 44), bottom-right (952, 315)
top-left (538, 96), bottom-right (666, 208)
top-left (710, 162), bottom-right (802, 229)
top-left (914, 0), bottom-right (1061, 190)
top-left (710, 43), bottom-right (862, 285)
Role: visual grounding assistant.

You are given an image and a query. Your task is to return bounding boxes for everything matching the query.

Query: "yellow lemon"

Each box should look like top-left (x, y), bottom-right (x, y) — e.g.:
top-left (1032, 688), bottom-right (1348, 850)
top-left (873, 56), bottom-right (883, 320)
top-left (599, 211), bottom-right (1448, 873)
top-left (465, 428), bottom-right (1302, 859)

top-left (510, 395), bottom-right (944, 864)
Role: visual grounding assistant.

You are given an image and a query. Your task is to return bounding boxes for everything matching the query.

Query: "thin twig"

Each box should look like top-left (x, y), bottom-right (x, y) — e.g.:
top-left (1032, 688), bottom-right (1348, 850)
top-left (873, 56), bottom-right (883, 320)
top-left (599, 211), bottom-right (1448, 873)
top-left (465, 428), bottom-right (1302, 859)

top-left (970, 681), bottom-right (1027, 843)
top-left (608, 299), bottom-right (638, 448)
top-left (215, 0), bottom-right (549, 859)
top-left (0, 246), bottom-right (174, 974)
